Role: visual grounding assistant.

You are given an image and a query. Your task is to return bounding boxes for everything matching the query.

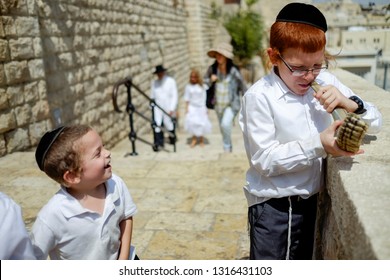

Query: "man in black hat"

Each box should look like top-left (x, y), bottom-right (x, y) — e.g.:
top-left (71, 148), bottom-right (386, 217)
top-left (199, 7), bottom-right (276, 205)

top-left (239, 2), bottom-right (382, 260)
top-left (151, 64), bottom-right (178, 150)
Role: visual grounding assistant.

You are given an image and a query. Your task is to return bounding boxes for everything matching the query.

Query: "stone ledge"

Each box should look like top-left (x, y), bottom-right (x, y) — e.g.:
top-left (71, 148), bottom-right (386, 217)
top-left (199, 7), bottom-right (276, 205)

top-left (316, 69), bottom-right (390, 259)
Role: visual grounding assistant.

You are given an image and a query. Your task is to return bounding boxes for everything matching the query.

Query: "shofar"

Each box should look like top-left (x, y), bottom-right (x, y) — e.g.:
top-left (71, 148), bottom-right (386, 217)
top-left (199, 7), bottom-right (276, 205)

top-left (311, 81), bottom-right (368, 153)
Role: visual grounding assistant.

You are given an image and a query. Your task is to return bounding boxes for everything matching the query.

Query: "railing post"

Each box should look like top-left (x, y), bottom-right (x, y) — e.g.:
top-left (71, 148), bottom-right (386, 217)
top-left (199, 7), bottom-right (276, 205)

top-left (172, 116), bottom-right (177, 153)
top-left (125, 78), bottom-right (138, 156)
top-left (150, 99), bottom-right (159, 152)
top-left (112, 77), bottom-right (177, 154)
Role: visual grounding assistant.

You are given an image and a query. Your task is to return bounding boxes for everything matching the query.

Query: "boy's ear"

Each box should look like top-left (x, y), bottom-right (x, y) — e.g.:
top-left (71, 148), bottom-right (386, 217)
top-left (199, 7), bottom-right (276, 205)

top-left (63, 170), bottom-right (81, 185)
top-left (267, 48), bottom-right (278, 65)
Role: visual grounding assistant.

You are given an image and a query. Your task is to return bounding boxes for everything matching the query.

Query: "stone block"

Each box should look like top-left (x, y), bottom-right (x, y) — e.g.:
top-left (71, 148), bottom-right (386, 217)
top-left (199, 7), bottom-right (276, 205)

top-left (2, 17), bottom-right (16, 37)
top-left (29, 120), bottom-right (49, 146)
top-left (32, 100), bottom-right (50, 121)
top-left (37, 80), bottom-right (47, 99)
top-left (0, 0), bottom-right (18, 14)
top-left (0, 64), bottom-right (6, 85)
top-left (0, 88), bottom-right (8, 109)
top-left (4, 127), bottom-right (30, 152)
top-left (14, 104), bottom-right (32, 126)
top-left (28, 59), bottom-right (45, 80)
top-left (9, 38), bottom-right (34, 60)
top-left (7, 85), bottom-right (24, 106)
top-left (4, 60), bottom-right (30, 84)
top-left (24, 81), bottom-right (40, 103)
top-left (32, 38), bottom-right (42, 57)
top-left (15, 17), bottom-right (39, 37)
top-left (0, 109), bottom-right (17, 133)
top-left (0, 134), bottom-right (5, 156)
top-left (0, 19), bottom-right (4, 38)
top-left (0, 39), bottom-right (9, 62)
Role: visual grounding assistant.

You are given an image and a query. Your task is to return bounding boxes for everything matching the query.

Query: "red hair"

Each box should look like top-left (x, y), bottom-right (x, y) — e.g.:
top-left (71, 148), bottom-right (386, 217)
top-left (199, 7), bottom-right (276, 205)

top-left (267, 22), bottom-right (332, 69)
top-left (270, 22), bottom-right (326, 54)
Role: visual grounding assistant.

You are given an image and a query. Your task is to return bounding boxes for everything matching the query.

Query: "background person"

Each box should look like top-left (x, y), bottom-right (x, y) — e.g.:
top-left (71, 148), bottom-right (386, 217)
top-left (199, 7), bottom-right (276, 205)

top-left (204, 42), bottom-right (247, 152)
top-left (0, 192), bottom-right (35, 260)
top-left (151, 64), bottom-right (179, 150)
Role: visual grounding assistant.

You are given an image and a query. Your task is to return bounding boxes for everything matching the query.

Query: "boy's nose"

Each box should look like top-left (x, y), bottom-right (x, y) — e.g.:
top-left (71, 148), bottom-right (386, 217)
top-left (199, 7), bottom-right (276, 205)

top-left (302, 71), bottom-right (317, 81)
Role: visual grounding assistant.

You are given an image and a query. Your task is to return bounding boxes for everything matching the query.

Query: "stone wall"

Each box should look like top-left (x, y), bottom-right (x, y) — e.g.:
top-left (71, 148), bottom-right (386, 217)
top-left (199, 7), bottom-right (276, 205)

top-left (0, 0), bottom-right (218, 156)
top-left (314, 68), bottom-right (390, 260)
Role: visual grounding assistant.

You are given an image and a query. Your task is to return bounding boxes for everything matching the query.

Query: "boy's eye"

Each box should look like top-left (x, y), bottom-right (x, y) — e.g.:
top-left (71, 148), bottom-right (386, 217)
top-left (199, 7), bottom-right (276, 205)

top-left (291, 66), bottom-right (307, 71)
top-left (95, 149), bottom-right (101, 158)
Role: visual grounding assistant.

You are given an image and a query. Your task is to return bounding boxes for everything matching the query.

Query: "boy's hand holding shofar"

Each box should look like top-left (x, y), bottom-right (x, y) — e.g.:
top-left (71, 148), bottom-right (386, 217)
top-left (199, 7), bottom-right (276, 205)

top-left (311, 81), bottom-right (369, 153)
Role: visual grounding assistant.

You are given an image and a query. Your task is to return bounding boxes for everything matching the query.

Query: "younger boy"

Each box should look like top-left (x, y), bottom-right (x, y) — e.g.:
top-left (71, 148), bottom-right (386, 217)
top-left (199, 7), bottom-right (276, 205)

top-left (32, 125), bottom-right (137, 259)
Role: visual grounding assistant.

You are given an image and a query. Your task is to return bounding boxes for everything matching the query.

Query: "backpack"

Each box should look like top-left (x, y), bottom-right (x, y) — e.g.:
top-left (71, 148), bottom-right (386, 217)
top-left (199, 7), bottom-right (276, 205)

top-left (206, 63), bottom-right (218, 109)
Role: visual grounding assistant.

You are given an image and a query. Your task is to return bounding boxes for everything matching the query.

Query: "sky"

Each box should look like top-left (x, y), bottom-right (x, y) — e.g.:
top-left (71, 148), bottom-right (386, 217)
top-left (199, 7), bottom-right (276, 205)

top-left (313, 0), bottom-right (389, 5)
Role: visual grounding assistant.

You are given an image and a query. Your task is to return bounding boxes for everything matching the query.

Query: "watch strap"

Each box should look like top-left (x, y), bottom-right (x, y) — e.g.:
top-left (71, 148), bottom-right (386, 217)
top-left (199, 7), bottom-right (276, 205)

top-left (349, 95), bottom-right (366, 114)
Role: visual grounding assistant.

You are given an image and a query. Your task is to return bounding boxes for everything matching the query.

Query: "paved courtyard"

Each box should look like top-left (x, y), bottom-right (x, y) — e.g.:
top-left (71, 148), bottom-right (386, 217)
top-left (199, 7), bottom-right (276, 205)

top-left (0, 107), bottom-right (250, 260)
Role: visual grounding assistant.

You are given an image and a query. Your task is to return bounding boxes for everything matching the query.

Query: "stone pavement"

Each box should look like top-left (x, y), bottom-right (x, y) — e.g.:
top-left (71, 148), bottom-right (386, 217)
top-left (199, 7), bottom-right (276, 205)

top-left (0, 108), bottom-right (250, 260)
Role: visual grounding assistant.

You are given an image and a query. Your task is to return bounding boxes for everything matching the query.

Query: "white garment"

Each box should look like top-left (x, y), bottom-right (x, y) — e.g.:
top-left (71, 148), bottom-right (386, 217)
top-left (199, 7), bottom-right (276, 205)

top-left (151, 75), bottom-right (178, 131)
top-left (30, 173), bottom-right (137, 260)
top-left (184, 83), bottom-right (212, 136)
top-left (0, 192), bottom-right (35, 260)
top-left (239, 69), bottom-right (382, 207)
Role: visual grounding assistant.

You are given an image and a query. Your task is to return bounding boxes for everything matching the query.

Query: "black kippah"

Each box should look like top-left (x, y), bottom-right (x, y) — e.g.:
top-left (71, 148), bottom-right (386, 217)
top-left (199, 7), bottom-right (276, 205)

top-left (35, 126), bottom-right (66, 171)
top-left (276, 2), bottom-right (327, 32)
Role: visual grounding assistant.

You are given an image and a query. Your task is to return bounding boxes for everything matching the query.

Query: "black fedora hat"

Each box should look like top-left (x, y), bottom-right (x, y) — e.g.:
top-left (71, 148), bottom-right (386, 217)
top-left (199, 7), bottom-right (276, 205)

top-left (35, 126), bottom-right (66, 171)
top-left (153, 65), bottom-right (167, 74)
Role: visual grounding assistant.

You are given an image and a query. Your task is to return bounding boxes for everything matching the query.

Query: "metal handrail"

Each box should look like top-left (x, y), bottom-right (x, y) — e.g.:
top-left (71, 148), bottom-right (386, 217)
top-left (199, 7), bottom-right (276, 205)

top-left (112, 77), bottom-right (177, 155)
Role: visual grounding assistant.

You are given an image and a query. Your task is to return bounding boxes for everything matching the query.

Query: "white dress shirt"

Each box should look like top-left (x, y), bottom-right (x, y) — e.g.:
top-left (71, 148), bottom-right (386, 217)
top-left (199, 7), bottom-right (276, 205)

top-left (0, 192), bottom-right (35, 259)
top-left (31, 173), bottom-right (137, 260)
top-left (239, 69), bottom-right (382, 207)
top-left (151, 75), bottom-right (178, 131)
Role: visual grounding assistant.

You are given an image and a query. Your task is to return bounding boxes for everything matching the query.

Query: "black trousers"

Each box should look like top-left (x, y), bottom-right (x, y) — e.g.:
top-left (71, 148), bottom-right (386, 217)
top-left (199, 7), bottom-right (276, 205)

top-left (248, 194), bottom-right (318, 260)
top-left (154, 130), bottom-right (176, 147)
top-left (154, 131), bottom-right (164, 147)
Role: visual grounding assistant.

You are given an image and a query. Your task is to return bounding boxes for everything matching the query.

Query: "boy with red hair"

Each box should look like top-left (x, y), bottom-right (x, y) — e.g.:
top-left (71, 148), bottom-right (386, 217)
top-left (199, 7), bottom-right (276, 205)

top-left (239, 2), bottom-right (382, 260)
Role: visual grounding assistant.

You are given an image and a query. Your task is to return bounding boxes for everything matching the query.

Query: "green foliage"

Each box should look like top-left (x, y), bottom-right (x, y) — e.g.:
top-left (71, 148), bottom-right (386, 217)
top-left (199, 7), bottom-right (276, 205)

top-left (245, 0), bottom-right (258, 9)
top-left (223, 9), bottom-right (264, 64)
top-left (210, 1), bottom-right (222, 20)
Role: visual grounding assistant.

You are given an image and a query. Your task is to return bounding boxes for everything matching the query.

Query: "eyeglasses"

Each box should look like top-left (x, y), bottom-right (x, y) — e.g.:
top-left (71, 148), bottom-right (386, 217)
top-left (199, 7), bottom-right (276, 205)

top-left (278, 55), bottom-right (328, 77)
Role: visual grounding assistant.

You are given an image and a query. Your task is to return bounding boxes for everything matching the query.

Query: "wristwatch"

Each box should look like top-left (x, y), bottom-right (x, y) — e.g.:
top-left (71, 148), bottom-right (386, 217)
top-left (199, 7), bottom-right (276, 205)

top-left (349, 95), bottom-right (366, 114)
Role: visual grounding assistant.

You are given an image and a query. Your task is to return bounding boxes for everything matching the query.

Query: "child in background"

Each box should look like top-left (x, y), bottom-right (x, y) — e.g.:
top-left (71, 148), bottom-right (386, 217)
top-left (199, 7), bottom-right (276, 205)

top-left (184, 69), bottom-right (212, 147)
top-left (239, 2), bottom-right (382, 260)
top-left (32, 125), bottom-right (137, 260)
top-left (0, 192), bottom-right (35, 260)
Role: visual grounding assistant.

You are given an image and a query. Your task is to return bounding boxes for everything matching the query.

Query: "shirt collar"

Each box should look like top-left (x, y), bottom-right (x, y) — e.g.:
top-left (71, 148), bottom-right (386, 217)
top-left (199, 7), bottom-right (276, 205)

top-left (59, 177), bottom-right (119, 218)
top-left (270, 67), bottom-right (295, 101)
